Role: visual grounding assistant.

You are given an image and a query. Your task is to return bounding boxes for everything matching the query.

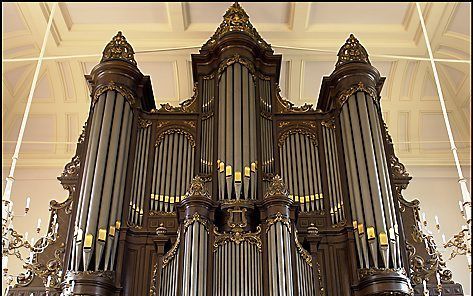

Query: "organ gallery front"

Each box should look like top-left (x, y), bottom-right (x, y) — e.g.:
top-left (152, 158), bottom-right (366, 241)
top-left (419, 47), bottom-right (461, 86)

top-left (7, 3), bottom-right (466, 296)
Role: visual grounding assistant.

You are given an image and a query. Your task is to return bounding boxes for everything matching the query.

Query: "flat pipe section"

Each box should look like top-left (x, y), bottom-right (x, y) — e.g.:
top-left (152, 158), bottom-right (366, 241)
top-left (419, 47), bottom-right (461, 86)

top-left (323, 127), bottom-right (336, 224)
top-left (218, 74), bottom-right (226, 200)
top-left (329, 127), bottom-right (345, 221)
top-left (74, 93), bottom-right (105, 270)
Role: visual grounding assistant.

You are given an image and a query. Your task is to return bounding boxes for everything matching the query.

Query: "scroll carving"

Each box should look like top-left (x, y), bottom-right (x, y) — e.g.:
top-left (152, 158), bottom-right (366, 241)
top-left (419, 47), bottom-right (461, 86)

top-left (213, 225), bottom-right (262, 252)
top-left (162, 230), bottom-right (181, 268)
top-left (155, 128), bottom-right (195, 148)
top-left (275, 83), bottom-right (313, 113)
top-left (278, 128), bottom-right (318, 147)
top-left (92, 81), bottom-right (137, 108)
top-left (294, 230), bottom-right (312, 267)
top-left (157, 82), bottom-right (198, 113)
top-left (138, 117), bottom-right (152, 129)
top-left (336, 82), bottom-right (378, 108)
top-left (183, 212), bottom-right (210, 232)
top-left (265, 212), bottom-right (291, 234)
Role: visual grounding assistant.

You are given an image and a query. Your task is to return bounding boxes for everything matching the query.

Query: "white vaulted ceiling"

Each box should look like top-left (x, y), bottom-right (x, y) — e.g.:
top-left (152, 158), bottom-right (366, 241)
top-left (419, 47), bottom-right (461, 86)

top-left (2, 2), bottom-right (471, 168)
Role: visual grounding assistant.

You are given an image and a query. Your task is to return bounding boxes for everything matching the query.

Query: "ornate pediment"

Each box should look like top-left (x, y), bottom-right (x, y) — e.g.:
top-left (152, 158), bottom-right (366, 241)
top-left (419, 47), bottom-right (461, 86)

top-left (202, 2), bottom-right (271, 51)
top-left (336, 34), bottom-right (370, 68)
top-left (101, 31), bottom-right (136, 65)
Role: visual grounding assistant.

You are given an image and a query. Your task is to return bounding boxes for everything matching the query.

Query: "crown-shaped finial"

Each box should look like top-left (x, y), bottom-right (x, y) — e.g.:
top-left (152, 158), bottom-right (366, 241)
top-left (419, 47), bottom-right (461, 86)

top-left (264, 174), bottom-right (289, 198)
top-left (101, 31), bottom-right (136, 65)
top-left (335, 34), bottom-right (370, 68)
top-left (203, 2), bottom-right (271, 51)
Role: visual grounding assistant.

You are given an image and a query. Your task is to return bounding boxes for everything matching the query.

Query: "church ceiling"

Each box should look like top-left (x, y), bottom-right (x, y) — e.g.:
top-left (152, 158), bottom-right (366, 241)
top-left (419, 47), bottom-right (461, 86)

top-left (2, 2), bottom-right (470, 167)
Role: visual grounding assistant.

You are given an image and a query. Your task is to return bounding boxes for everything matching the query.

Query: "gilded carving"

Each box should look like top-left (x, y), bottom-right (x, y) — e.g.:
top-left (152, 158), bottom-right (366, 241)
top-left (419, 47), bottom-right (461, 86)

top-left (60, 155), bottom-right (80, 180)
top-left (150, 262), bottom-right (158, 295)
top-left (390, 154), bottom-right (410, 179)
top-left (275, 83), bottom-right (313, 113)
top-left (336, 34), bottom-right (370, 68)
top-left (213, 225), bottom-right (262, 252)
top-left (162, 230), bottom-right (181, 268)
top-left (155, 128), bottom-right (195, 148)
top-left (92, 81), bottom-right (137, 108)
top-left (278, 128), bottom-right (318, 147)
top-left (183, 212), bottom-right (210, 232)
top-left (321, 118), bottom-right (336, 129)
top-left (337, 82), bottom-right (378, 108)
top-left (202, 2), bottom-right (271, 51)
top-left (184, 175), bottom-right (211, 199)
top-left (294, 230), bottom-right (312, 267)
top-left (138, 117), bottom-right (152, 129)
top-left (264, 175), bottom-right (289, 198)
top-left (23, 247), bottom-right (65, 289)
top-left (101, 31), bottom-right (136, 65)
top-left (158, 82), bottom-right (198, 113)
top-left (265, 212), bottom-right (291, 234)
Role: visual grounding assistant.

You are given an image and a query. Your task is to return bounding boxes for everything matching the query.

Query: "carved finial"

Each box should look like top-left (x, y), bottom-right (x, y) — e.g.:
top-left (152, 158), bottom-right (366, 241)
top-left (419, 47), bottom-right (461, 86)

top-left (336, 34), bottom-right (370, 68)
top-left (203, 2), bottom-right (271, 51)
top-left (101, 31), bottom-right (136, 65)
top-left (264, 174), bottom-right (289, 198)
top-left (185, 175), bottom-right (211, 199)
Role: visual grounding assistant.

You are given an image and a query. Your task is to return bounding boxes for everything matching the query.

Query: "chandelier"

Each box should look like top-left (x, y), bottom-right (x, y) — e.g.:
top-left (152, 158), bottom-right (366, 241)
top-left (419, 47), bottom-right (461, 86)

top-left (2, 194), bottom-right (60, 294)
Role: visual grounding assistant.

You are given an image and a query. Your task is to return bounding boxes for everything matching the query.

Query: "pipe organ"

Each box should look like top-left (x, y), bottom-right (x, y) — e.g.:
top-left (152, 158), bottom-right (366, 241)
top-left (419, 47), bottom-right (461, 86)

top-left (8, 3), bottom-right (465, 296)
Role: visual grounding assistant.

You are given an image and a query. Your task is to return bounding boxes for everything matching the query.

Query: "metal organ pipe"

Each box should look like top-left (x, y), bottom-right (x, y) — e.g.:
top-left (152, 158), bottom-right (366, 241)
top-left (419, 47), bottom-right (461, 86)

top-left (74, 93), bottom-right (106, 270)
top-left (84, 90), bottom-right (116, 270)
top-left (151, 132), bottom-right (194, 212)
top-left (94, 93), bottom-right (125, 269)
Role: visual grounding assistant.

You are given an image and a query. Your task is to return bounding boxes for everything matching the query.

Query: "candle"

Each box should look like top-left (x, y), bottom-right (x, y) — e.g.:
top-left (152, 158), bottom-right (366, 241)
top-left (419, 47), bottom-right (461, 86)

top-left (164, 196), bottom-right (169, 203)
top-left (358, 223), bottom-right (364, 234)
top-left (84, 234), bottom-right (93, 248)
top-left (421, 212), bottom-right (426, 223)
top-left (226, 165), bottom-right (232, 177)
top-left (379, 232), bottom-right (388, 246)
top-left (294, 195), bottom-right (299, 202)
top-left (441, 234), bottom-right (446, 244)
top-left (25, 197), bottom-right (31, 210)
top-left (3, 256), bottom-right (8, 271)
top-left (170, 196), bottom-right (175, 204)
top-left (367, 227), bottom-right (375, 239)
top-left (353, 220), bottom-right (358, 229)
top-left (115, 220), bottom-right (121, 230)
top-left (251, 162), bottom-right (256, 172)
top-left (423, 280), bottom-right (428, 294)
top-left (98, 229), bottom-right (107, 241)
top-left (219, 161), bottom-right (225, 172)
top-left (24, 232), bottom-right (28, 241)
top-left (36, 218), bottom-right (41, 229)
top-left (435, 216), bottom-right (439, 226)
top-left (244, 167), bottom-right (251, 177)
top-left (235, 171), bottom-right (242, 182)
top-left (55, 223), bottom-right (59, 233)
top-left (47, 275), bottom-right (51, 287)
top-left (109, 225), bottom-right (116, 237)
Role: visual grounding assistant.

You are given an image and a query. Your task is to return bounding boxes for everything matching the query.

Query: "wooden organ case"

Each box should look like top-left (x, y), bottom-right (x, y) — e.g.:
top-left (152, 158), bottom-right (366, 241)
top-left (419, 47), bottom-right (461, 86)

top-left (8, 3), bottom-right (465, 296)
